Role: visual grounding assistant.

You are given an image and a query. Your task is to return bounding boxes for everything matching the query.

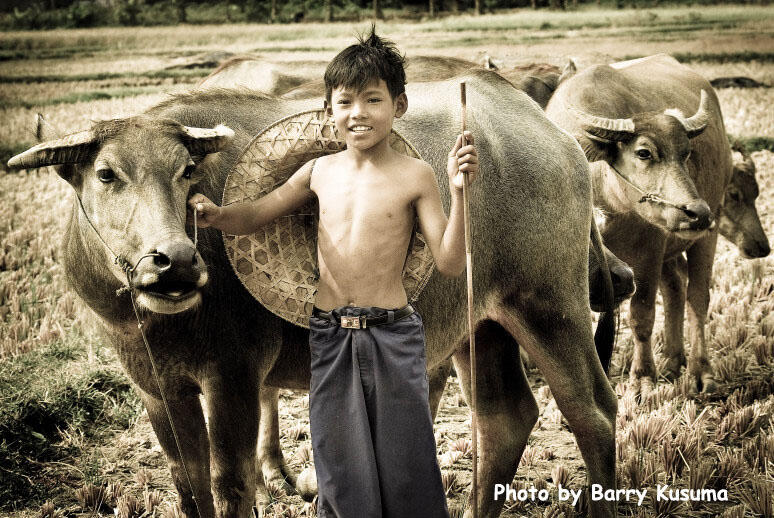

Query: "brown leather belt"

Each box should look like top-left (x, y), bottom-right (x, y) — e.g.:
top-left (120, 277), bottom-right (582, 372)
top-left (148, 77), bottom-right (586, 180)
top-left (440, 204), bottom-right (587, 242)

top-left (312, 304), bottom-right (415, 329)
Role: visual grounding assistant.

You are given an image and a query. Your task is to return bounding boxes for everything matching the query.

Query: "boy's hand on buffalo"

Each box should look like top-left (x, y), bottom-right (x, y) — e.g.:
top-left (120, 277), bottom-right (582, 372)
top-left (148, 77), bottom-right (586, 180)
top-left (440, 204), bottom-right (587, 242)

top-left (187, 193), bottom-right (222, 228)
top-left (447, 131), bottom-right (479, 190)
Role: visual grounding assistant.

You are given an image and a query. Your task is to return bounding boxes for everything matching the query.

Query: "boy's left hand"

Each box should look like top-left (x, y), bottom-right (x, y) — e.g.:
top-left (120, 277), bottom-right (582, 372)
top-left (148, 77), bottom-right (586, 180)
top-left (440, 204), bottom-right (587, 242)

top-left (447, 131), bottom-right (479, 190)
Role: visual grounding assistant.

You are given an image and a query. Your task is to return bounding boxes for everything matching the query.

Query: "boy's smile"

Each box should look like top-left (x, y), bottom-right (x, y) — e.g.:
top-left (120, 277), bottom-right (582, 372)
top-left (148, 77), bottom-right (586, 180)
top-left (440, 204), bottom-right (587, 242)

top-left (330, 79), bottom-right (407, 152)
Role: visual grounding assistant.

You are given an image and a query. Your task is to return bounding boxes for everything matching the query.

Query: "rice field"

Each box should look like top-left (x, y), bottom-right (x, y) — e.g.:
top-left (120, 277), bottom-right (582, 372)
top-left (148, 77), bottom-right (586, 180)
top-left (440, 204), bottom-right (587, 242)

top-left (1, 5), bottom-right (773, 517)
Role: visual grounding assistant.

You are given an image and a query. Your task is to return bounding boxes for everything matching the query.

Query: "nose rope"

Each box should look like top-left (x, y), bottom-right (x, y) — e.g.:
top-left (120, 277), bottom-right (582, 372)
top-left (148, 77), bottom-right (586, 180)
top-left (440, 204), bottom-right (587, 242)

top-left (608, 163), bottom-right (689, 211)
top-left (72, 191), bottom-right (203, 518)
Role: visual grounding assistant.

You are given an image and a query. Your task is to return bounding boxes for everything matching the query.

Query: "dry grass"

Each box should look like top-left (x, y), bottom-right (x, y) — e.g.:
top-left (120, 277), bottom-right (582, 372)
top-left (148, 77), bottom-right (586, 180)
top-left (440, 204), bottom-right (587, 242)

top-left (1, 9), bottom-right (773, 518)
top-left (0, 168), bottom-right (75, 357)
top-left (717, 88), bottom-right (774, 139)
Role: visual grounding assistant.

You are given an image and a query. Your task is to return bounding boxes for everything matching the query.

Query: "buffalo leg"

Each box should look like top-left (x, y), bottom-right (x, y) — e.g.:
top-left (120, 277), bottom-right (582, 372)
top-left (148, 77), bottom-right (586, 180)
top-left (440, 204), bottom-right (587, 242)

top-left (496, 299), bottom-right (617, 518)
top-left (685, 234), bottom-right (719, 393)
top-left (429, 359), bottom-right (453, 419)
top-left (627, 246), bottom-right (665, 389)
top-left (141, 391), bottom-right (216, 518)
top-left (256, 386), bottom-right (296, 496)
top-left (202, 370), bottom-right (260, 518)
top-left (453, 320), bottom-right (539, 518)
top-left (660, 256), bottom-right (688, 380)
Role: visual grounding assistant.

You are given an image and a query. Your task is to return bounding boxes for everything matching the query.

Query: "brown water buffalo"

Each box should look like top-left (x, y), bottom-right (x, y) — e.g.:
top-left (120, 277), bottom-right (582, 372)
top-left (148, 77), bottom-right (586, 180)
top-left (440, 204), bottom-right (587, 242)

top-left (546, 54), bottom-right (733, 393)
top-left (199, 54), bottom-right (631, 497)
top-left (200, 54), bottom-right (567, 110)
top-left (198, 56), bottom-right (316, 94)
top-left (10, 71), bottom-right (618, 518)
top-left (719, 143), bottom-right (771, 258)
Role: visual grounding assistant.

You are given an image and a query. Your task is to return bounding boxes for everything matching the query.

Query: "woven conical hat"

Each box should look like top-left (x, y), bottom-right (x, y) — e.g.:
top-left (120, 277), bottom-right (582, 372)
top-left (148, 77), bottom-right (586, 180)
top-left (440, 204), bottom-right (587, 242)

top-left (223, 109), bottom-right (434, 328)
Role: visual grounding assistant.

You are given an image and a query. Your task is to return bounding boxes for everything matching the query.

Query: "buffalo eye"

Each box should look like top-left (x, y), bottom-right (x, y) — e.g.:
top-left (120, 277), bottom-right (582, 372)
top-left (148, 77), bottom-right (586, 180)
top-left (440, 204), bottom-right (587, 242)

top-left (728, 190), bottom-right (741, 202)
top-left (636, 149), bottom-right (652, 160)
top-left (97, 168), bottom-right (116, 183)
top-left (183, 163), bottom-right (196, 180)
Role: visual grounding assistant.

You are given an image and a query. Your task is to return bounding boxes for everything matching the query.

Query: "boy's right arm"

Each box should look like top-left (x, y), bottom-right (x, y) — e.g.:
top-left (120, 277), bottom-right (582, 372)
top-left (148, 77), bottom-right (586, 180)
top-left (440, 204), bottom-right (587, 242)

top-left (188, 159), bottom-right (315, 235)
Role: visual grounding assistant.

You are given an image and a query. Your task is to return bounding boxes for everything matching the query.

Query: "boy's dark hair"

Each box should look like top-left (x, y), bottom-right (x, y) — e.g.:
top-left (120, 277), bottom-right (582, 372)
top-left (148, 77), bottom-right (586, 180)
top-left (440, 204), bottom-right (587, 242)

top-left (324, 26), bottom-right (406, 104)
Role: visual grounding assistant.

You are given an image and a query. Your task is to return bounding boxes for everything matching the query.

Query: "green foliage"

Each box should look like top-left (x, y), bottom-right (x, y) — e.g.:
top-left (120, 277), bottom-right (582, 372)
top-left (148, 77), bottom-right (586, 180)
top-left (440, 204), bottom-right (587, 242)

top-left (0, 141), bottom-right (34, 169)
top-left (674, 51), bottom-right (774, 63)
top-left (244, 0), bottom-right (270, 23)
top-left (0, 68), bottom-right (208, 84)
top-left (1, 1), bottom-right (772, 30)
top-left (116, 0), bottom-right (142, 26)
top-left (729, 135), bottom-right (774, 154)
top-left (3, 2), bottom-right (112, 30)
top-left (134, 0), bottom-right (179, 25)
top-left (65, 1), bottom-right (110, 27)
top-left (0, 334), bottom-right (141, 509)
top-left (0, 87), bottom-right (159, 109)
top-left (618, 51), bottom-right (774, 63)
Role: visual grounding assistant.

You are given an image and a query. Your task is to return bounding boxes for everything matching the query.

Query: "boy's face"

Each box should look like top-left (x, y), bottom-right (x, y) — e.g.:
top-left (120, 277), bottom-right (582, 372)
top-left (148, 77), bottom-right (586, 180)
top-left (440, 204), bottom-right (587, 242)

top-left (329, 79), bottom-right (407, 152)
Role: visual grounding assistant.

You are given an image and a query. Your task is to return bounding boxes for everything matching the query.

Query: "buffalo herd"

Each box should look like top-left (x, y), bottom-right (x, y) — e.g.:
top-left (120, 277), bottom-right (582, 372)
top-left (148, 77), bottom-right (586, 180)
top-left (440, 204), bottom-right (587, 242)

top-left (8, 52), bottom-right (770, 518)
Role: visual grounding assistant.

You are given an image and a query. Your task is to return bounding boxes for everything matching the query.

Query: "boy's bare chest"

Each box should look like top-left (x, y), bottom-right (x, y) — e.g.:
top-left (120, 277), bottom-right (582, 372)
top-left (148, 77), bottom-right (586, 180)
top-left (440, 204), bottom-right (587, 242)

top-left (314, 173), bottom-right (416, 234)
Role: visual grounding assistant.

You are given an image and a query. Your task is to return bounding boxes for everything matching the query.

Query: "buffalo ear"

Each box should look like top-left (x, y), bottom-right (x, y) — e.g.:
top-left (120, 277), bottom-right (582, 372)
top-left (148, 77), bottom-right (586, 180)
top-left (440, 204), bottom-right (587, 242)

top-left (180, 124), bottom-right (235, 159)
top-left (580, 135), bottom-right (617, 163)
top-left (6, 130), bottom-right (96, 175)
top-left (558, 58), bottom-right (577, 84)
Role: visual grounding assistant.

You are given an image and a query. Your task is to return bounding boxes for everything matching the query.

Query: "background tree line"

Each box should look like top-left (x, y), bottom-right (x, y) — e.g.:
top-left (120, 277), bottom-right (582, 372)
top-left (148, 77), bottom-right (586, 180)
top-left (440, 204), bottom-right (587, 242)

top-left (1, 0), bottom-right (755, 30)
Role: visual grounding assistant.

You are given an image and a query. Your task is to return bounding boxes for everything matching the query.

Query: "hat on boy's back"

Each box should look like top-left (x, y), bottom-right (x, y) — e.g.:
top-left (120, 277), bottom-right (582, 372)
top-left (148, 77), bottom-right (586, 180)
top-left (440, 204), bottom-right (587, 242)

top-left (223, 109), bottom-right (434, 328)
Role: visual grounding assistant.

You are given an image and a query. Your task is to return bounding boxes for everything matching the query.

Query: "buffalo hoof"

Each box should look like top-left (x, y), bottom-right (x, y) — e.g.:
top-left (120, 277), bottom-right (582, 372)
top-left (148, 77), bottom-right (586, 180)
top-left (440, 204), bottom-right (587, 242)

top-left (255, 490), bottom-right (271, 512)
top-left (296, 466), bottom-right (317, 502)
top-left (629, 358), bottom-right (658, 386)
top-left (628, 373), bottom-right (656, 399)
top-left (662, 356), bottom-right (686, 382)
top-left (689, 359), bottom-right (717, 394)
top-left (699, 373), bottom-right (718, 394)
top-left (261, 461), bottom-right (296, 494)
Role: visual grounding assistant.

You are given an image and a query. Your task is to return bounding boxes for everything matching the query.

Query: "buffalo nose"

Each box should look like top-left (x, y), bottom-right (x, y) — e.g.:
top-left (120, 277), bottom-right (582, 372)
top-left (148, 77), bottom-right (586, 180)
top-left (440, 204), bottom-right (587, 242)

top-left (610, 263), bottom-right (635, 300)
top-left (682, 201), bottom-right (713, 231)
top-left (746, 240), bottom-right (771, 258)
top-left (152, 242), bottom-right (198, 273)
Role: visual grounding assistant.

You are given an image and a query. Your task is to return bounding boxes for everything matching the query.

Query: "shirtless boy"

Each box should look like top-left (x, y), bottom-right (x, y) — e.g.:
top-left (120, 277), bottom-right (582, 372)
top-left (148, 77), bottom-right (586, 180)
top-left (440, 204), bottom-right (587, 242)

top-left (188, 29), bottom-right (478, 518)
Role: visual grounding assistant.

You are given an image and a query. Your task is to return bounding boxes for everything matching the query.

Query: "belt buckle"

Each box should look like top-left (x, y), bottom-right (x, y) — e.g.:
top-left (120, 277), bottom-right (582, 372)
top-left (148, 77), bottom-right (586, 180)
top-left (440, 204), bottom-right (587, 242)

top-left (340, 316), bottom-right (362, 329)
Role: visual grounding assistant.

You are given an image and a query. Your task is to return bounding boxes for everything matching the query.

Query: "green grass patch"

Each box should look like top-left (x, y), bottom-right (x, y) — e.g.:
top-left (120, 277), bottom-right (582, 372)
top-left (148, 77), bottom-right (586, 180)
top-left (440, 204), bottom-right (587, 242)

top-left (0, 333), bottom-right (141, 509)
top-left (622, 51), bottom-right (774, 63)
top-left (0, 141), bottom-right (34, 168)
top-left (0, 87), bottom-right (161, 109)
top-left (0, 45), bottom-right (108, 61)
top-left (729, 135), bottom-right (774, 154)
top-left (251, 45), bottom-right (339, 53)
top-left (0, 68), bottom-right (209, 85)
top-left (674, 51), bottom-right (774, 63)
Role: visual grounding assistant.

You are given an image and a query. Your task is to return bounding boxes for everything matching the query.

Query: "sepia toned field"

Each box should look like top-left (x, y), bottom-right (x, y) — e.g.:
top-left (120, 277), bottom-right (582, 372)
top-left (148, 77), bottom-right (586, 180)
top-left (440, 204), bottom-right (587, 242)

top-left (1, 5), bottom-right (773, 517)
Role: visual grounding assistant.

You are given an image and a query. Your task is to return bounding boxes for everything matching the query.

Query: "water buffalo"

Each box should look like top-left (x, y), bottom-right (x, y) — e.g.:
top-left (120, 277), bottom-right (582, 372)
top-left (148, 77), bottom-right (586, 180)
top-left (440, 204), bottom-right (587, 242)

top-left (200, 54), bottom-right (567, 110)
top-left (546, 54), bottom-right (733, 393)
top-left (198, 54), bottom-right (631, 497)
top-left (198, 56), bottom-right (315, 94)
top-left (10, 71), bottom-right (618, 518)
top-left (719, 143), bottom-right (771, 258)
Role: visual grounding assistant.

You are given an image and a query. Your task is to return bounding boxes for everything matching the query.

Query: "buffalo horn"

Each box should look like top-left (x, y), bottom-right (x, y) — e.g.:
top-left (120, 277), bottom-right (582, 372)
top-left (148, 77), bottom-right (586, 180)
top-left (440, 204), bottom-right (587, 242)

top-left (181, 124), bottom-right (235, 157)
top-left (569, 105), bottom-right (635, 143)
top-left (680, 89), bottom-right (711, 138)
top-left (7, 130), bottom-right (95, 170)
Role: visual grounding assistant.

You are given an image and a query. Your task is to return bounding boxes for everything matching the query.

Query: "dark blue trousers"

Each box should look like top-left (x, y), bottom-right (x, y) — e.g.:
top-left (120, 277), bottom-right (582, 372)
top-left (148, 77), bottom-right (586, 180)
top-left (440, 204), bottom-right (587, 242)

top-left (309, 306), bottom-right (449, 518)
